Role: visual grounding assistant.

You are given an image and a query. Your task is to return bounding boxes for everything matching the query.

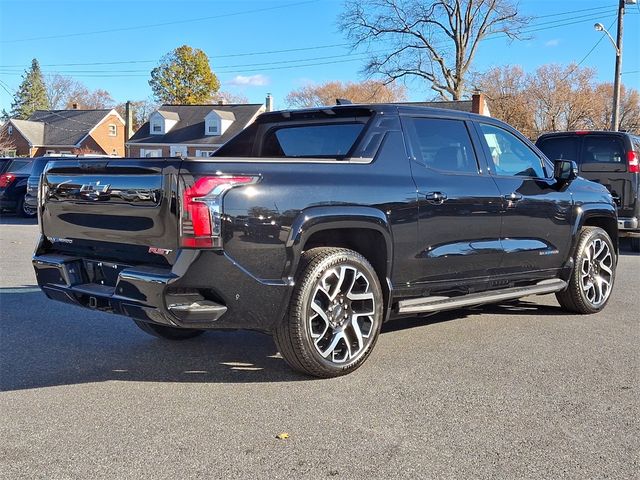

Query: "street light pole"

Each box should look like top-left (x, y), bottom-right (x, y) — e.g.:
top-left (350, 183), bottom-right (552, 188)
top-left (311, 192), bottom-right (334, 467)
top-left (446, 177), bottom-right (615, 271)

top-left (611, 0), bottom-right (625, 132)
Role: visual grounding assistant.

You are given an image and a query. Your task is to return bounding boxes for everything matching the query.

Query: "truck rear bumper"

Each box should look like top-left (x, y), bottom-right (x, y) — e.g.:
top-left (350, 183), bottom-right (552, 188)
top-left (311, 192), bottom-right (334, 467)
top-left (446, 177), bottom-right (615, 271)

top-left (618, 217), bottom-right (640, 238)
top-left (32, 247), bottom-right (292, 332)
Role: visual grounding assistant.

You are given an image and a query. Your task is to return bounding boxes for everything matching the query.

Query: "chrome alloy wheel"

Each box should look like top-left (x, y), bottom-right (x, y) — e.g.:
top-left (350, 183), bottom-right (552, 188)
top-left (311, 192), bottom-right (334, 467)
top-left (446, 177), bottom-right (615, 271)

top-left (579, 237), bottom-right (614, 307)
top-left (308, 265), bottom-right (376, 364)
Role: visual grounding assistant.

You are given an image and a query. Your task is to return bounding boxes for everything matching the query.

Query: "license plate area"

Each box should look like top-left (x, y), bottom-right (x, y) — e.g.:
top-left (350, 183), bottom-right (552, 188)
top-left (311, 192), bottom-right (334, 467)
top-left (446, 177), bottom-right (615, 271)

top-left (82, 260), bottom-right (128, 287)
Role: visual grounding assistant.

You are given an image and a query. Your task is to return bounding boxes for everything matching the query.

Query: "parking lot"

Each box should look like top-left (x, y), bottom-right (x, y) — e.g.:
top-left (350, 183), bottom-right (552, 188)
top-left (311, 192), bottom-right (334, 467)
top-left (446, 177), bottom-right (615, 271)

top-left (0, 215), bottom-right (637, 479)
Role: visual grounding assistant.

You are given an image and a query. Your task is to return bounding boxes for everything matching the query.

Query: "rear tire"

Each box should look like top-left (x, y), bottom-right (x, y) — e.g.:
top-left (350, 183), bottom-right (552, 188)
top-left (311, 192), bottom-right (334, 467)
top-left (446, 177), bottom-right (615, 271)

top-left (17, 195), bottom-right (36, 218)
top-left (133, 320), bottom-right (205, 340)
top-left (556, 227), bottom-right (616, 314)
top-left (274, 247), bottom-right (384, 378)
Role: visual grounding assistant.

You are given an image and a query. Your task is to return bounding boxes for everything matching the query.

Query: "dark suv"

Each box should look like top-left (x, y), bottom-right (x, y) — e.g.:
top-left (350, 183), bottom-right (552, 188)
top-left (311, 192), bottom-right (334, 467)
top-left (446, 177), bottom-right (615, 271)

top-left (23, 157), bottom-right (53, 213)
top-left (536, 131), bottom-right (640, 251)
top-left (0, 158), bottom-right (36, 217)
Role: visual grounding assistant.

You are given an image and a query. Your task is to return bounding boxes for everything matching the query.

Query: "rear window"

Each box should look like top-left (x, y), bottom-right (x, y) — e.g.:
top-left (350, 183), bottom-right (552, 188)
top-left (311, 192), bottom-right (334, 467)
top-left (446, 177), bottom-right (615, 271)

top-left (7, 160), bottom-right (32, 173)
top-left (261, 123), bottom-right (364, 158)
top-left (583, 136), bottom-right (625, 164)
top-left (536, 136), bottom-right (579, 162)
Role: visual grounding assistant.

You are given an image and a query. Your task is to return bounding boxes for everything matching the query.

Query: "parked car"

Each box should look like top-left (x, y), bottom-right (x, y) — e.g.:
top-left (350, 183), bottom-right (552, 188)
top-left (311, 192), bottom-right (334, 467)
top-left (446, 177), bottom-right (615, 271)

top-left (24, 157), bottom-right (54, 213)
top-left (33, 104), bottom-right (618, 377)
top-left (0, 158), bottom-right (36, 217)
top-left (536, 131), bottom-right (639, 251)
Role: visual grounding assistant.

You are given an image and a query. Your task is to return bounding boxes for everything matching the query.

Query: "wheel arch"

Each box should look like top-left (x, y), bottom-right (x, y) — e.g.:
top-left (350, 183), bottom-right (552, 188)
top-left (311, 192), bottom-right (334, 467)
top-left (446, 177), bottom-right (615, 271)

top-left (285, 206), bottom-right (393, 317)
top-left (577, 208), bottom-right (619, 255)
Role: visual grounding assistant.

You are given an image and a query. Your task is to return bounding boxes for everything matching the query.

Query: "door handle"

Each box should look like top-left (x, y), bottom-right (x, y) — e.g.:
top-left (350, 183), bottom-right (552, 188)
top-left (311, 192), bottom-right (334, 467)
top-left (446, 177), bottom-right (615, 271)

top-left (503, 192), bottom-right (523, 202)
top-left (425, 192), bottom-right (448, 205)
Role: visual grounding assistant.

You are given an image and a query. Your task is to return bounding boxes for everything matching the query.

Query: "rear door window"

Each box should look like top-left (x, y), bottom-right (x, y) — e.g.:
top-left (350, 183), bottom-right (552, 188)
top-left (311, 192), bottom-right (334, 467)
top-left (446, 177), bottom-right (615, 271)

top-left (261, 123), bottom-right (365, 158)
top-left (406, 117), bottom-right (479, 174)
top-left (581, 136), bottom-right (626, 172)
top-left (536, 136), bottom-right (579, 162)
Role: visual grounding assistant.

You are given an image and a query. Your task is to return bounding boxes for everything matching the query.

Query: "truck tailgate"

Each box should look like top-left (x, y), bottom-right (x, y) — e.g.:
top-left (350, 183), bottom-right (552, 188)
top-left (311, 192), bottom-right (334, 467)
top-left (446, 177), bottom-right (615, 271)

top-left (40, 158), bottom-right (182, 266)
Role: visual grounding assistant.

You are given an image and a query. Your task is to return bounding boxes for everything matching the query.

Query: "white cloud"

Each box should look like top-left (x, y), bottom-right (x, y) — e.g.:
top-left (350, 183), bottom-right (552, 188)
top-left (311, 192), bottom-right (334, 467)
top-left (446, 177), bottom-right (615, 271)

top-left (227, 74), bottom-right (270, 87)
top-left (545, 39), bottom-right (560, 47)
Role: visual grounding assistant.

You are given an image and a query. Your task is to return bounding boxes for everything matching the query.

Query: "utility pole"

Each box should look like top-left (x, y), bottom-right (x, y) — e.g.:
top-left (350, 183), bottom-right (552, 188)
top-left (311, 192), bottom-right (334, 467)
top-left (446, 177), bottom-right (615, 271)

top-left (611, 0), bottom-right (625, 132)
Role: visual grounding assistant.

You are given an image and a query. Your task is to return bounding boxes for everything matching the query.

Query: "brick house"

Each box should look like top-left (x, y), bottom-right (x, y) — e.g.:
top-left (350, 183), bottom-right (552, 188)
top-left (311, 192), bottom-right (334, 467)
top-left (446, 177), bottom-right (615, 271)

top-left (1, 108), bottom-right (125, 157)
top-left (126, 102), bottom-right (266, 157)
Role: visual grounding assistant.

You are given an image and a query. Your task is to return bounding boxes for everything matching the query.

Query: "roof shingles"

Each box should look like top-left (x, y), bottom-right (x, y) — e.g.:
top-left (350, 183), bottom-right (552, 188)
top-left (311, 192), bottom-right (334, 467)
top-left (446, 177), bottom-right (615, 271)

top-left (22, 109), bottom-right (113, 146)
top-left (128, 104), bottom-right (264, 146)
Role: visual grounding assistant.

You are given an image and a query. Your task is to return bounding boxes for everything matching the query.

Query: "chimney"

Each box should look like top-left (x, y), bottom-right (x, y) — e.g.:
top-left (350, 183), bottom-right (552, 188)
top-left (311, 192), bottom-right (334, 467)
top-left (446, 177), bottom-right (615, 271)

top-left (265, 93), bottom-right (273, 112)
top-left (71, 103), bottom-right (78, 110)
top-left (125, 100), bottom-right (133, 141)
top-left (471, 93), bottom-right (489, 116)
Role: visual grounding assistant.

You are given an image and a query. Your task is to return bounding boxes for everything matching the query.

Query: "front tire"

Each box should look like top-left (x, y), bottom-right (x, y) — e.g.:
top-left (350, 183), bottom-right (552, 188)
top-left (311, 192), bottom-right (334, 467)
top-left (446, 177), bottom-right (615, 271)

top-left (133, 320), bottom-right (205, 340)
top-left (274, 247), bottom-right (384, 378)
top-left (556, 227), bottom-right (616, 314)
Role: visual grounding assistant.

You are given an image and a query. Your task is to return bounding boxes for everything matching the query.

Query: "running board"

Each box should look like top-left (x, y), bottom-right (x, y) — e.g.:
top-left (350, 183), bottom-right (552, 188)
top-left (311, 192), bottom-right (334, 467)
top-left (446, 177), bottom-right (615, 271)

top-left (397, 279), bottom-right (567, 315)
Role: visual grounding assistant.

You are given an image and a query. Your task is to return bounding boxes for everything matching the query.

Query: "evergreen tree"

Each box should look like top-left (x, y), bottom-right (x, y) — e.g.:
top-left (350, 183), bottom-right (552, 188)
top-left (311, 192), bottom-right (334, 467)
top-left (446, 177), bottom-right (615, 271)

top-left (10, 59), bottom-right (50, 119)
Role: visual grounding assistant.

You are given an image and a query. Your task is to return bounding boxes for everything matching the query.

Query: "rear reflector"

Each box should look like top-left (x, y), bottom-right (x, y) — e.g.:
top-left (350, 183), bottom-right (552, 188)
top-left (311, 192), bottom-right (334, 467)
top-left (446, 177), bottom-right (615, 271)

top-left (628, 151), bottom-right (639, 173)
top-left (180, 175), bottom-right (257, 248)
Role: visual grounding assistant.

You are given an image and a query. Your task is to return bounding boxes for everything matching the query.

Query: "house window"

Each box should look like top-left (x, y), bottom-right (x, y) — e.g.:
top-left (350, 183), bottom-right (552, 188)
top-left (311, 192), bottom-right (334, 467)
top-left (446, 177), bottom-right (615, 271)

top-left (208, 124), bottom-right (218, 134)
top-left (7, 126), bottom-right (12, 135)
top-left (195, 150), bottom-right (216, 157)
top-left (152, 124), bottom-right (162, 133)
top-left (141, 148), bottom-right (162, 158)
top-left (108, 124), bottom-right (117, 136)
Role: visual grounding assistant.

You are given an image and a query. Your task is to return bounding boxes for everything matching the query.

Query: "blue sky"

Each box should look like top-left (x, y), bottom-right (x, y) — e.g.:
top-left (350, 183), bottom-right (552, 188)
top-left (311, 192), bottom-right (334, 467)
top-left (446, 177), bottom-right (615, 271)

top-left (0, 0), bottom-right (638, 111)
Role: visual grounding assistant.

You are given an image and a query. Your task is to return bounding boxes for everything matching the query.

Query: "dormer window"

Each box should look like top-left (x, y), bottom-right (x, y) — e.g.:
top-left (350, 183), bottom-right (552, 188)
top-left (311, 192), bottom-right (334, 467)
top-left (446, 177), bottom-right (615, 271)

top-left (149, 110), bottom-right (179, 135)
top-left (205, 109), bottom-right (235, 136)
top-left (7, 125), bottom-right (13, 135)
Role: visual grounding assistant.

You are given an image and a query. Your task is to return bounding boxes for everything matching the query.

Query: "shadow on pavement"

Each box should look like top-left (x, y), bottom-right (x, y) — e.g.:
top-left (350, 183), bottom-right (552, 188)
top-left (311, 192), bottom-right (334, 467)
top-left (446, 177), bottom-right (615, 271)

top-left (0, 289), bottom-right (309, 391)
top-left (0, 287), bottom-right (569, 391)
top-left (0, 214), bottom-right (37, 226)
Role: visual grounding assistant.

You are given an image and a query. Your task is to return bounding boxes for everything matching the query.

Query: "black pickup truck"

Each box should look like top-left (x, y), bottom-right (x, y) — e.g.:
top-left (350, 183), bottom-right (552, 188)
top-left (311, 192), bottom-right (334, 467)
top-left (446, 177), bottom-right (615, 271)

top-left (33, 104), bottom-right (618, 377)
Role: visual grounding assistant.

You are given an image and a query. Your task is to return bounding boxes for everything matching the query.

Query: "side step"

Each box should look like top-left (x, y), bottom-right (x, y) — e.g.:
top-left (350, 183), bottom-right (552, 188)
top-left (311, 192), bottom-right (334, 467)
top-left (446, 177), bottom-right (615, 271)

top-left (397, 279), bottom-right (567, 315)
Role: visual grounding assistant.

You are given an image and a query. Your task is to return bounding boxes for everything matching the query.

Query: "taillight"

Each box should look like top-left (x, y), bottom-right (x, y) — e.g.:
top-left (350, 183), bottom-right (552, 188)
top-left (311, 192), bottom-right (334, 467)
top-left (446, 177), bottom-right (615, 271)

top-left (628, 151), bottom-right (639, 173)
top-left (0, 173), bottom-right (15, 188)
top-left (180, 175), bottom-right (257, 248)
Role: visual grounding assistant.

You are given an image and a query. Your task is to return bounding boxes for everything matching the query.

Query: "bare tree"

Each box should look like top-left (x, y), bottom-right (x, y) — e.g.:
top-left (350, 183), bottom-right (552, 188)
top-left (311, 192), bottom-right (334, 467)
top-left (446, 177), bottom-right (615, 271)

top-left (285, 80), bottom-right (407, 107)
top-left (46, 74), bottom-right (81, 109)
top-left (588, 83), bottom-right (640, 133)
top-left (210, 91), bottom-right (250, 104)
top-left (474, 65), bottom-right (535, 136)
top-left (340, 0), bottom-right (530, 100)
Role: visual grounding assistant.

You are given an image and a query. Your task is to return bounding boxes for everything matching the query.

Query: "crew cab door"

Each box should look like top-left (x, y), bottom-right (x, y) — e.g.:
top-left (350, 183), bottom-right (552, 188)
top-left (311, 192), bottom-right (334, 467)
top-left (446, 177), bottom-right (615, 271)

top-left (474, 122), bottom-right (573, 274)
top-left (403, 115), bottom-right (503, 287)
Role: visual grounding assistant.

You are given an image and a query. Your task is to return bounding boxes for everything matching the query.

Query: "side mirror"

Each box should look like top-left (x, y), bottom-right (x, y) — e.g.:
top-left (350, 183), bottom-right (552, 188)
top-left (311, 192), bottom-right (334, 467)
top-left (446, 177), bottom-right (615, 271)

top-left (553, 159), bottom-right (578, 183)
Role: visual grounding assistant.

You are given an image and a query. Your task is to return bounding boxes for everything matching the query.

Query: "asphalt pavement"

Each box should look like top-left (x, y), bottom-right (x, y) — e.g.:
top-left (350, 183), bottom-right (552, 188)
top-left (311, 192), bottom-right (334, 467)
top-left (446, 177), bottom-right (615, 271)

top-left (1, 215), bottom-right (638, 479)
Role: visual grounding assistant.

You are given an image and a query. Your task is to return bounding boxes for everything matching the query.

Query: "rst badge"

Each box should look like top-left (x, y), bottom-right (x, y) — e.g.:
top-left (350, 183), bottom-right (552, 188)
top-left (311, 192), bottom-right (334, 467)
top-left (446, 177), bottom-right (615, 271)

top-left (148, 246), bottom-right (173, 255)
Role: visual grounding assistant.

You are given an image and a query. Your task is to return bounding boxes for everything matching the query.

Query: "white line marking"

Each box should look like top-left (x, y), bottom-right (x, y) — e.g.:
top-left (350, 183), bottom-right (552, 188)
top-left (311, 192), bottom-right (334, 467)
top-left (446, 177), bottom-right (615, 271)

top-left (0, 287), bottom-right (42, 294)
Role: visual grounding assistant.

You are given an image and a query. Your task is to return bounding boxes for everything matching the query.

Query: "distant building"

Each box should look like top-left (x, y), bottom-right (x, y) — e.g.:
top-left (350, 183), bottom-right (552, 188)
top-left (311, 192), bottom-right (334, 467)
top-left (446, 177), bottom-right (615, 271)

top-left (1, 107), bottom-right (125, 157)
top-left (126, 101), bottom-right (268, 158)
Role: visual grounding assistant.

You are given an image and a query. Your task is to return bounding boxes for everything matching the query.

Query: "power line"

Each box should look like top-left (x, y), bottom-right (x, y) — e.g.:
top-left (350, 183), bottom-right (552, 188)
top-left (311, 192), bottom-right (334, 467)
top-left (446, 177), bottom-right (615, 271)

top-left (0, 43), bottom-right (351, 68)
top-left (0, 0), bottom-right (319, 44)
